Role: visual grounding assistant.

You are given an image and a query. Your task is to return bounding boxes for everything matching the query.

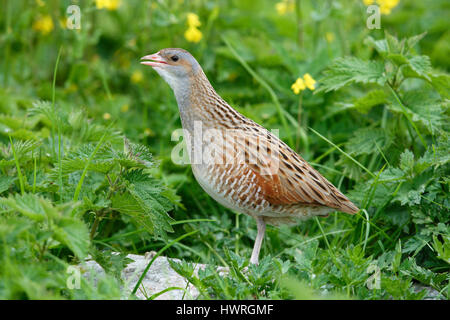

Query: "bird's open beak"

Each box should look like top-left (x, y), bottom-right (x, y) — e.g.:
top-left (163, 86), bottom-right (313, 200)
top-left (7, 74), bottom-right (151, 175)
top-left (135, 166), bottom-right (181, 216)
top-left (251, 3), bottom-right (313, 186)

top-left (140, 52), bottom-right (167, 68)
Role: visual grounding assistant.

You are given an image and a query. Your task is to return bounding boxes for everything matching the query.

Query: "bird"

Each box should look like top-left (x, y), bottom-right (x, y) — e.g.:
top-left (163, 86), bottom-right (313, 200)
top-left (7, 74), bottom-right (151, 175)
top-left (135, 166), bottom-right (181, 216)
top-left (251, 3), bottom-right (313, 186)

top-left (141, 48), bottom-right (359, 265)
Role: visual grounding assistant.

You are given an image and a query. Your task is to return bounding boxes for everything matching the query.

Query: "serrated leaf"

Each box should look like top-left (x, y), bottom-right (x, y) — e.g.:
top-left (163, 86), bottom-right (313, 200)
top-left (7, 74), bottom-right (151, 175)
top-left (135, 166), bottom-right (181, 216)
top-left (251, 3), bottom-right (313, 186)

top-left (53, 216), bottom-right (90, 259)
top-left (429, 73), bottom-right (450, 99)
top-left (389, 90), bottom-right (446, 134)
top-left (432, 235), bottom-right (450, 264)
top-left (112, 170), bottom-right (174, 238)
top-left (28, 100), bottom-right (57, 124)
top-left (111, 192), bottom-right (156, 234)
top-left (404, 55), bottom-right (432, 81)
top-left (349, 180), bottom-right (396, 208)
top-left (396, 184), bottom-right (425, 206)
top-left (405, 32), bottom-right (427, 53)
top-left (2, 139), bottom-right (42, 162)
top-left (353, 89), bottom-right (387, 114)
top-left (378, 167), bottom-right (405, 182)
top-left (317, 57), bottom-right (386, 93)
top-left (403, 235), bottom-right (429, 255)
top-left (0, 176), bottom-right (15, 194)
top-left (364, 36), bottom-right (388, 56)
top-left (346, 128), bottom-right (392, 156)
top-left (400, 149), bottom-right (414, 172)
top-left (385, 31), bottom-right (403, 54)
top-left (0, 193), bottom-right (48, 222)
top-left (91, 249), bottom-right (133, 279)
top-left (387, 53), bottom-right (409, 66)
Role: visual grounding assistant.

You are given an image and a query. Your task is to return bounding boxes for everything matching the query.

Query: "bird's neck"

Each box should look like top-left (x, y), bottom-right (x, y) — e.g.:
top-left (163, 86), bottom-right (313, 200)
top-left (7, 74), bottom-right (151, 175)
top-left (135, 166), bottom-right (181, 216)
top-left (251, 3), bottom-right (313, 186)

top-left (173, 69), bottom-right (238, 134)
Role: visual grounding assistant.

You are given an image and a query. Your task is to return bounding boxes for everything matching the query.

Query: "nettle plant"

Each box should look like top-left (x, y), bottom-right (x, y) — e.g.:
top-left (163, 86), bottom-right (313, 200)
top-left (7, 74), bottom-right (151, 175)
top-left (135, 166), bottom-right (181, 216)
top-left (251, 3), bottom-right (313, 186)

top-left (0, 102), bottom-right (177, 298)
top-left (316, 31), bottom-right (449, 295)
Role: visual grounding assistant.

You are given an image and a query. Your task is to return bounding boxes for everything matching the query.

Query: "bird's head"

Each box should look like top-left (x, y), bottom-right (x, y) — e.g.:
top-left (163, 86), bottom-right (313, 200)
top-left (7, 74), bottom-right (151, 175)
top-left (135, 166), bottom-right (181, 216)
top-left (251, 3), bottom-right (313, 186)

top-left (140, 48), bottom-right (200, 92)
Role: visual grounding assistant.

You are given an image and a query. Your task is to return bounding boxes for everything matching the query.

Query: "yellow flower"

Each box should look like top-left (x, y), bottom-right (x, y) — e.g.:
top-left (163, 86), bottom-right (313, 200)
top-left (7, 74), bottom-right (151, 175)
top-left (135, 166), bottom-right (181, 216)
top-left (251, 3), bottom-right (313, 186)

top-left (187, 13), bottom-right (201, 28)
top-left (66, 83), bottom-right (78, 93)
top-left (276, 0), bottom-right (294, 15)
top-left (131, 70), bottom-right (143, 84)
top-left (378, 0), bottom-right (400, 15)
top-left (95, 0), bottom-right (121, 10)
top-left (184, 26), bottom-right (202, 43)
top-left (184, 13), bottom-right (202, 43)
top-left (291, 78), bottom-right (306, 94)
top-left (144, 128), bottom-right (154, 136)
top-left (363, 0), bottom-right (400, 15)
top-left (291, 73), bottom-right (316, 94)
top-left (103, 113), bottom-right (111, 120)
top-left (303, 73), bottom-right (316, 90)
top-left (120, 104), bottom-right (129, 112)
top-left (32, 15), bottom-right (54, 35)
top-left (275, 2), bottom-right (288, 15)
top-left (325, 32), bottom-right (335, 43)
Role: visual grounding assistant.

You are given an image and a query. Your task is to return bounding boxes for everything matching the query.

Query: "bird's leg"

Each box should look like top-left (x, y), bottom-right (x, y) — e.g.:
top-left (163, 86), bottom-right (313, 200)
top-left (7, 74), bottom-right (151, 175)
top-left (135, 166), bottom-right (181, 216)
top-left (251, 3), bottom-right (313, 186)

top-left (250, 217), bottom-right (266, 265)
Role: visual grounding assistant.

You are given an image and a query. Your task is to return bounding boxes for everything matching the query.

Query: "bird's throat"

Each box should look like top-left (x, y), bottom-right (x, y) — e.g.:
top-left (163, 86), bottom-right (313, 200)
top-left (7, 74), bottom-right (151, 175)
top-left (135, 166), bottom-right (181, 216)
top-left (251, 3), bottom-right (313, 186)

top-left (174, 69), bottom-right (224, 134)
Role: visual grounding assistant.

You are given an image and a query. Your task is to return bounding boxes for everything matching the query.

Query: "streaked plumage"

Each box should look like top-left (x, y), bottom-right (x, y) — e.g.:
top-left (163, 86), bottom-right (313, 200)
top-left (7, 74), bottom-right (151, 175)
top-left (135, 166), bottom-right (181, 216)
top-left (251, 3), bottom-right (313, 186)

top-left (141, 48), bottom-right (359, 264)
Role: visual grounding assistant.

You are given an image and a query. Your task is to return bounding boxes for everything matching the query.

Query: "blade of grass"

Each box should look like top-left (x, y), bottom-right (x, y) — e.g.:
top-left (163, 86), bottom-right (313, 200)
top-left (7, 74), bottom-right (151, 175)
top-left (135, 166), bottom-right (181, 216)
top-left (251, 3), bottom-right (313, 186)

top-left (170, 218), bottom-right (216, 226)
top-left (51, 46), bottom-right (62, 159)
top-left (100, 63), bottom-right (112, 100)
top-left (275, 228), bottom-right (353, 258)
top-left (203, 241), bottom-right (230, 269)
top-left (131, 230), bottom-right (198, 296)
top-left (32, 156), bottom-right (37, 193)
top-left (387, 83), bottom-right (427, 148)
top-left (147, 286), bottom-right (187, 300)
top-left (9, 136), bottom-right (25, 195)
top-left (72, 130), bottom-right (109, 202)
top-left (309, 127), bottom-right (376, 178)
top-left (314, 217), bottom-right (335, 257)
top-left (361, 209), bottom-right (370, 253)
top-left (222, 36), bottom-right (294, 147)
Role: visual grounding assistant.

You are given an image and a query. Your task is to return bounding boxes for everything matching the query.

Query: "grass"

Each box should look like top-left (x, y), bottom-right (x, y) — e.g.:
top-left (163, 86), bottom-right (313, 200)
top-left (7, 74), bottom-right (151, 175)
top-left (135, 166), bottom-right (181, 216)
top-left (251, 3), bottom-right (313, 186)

top-left (0, 0), bottom-right (448, 300)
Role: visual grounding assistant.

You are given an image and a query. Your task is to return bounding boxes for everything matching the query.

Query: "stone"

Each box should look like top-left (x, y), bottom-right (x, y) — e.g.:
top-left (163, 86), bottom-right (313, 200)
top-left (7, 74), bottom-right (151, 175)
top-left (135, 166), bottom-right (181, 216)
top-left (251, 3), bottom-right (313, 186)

top-left (83, 252), bottom-right (205, 300)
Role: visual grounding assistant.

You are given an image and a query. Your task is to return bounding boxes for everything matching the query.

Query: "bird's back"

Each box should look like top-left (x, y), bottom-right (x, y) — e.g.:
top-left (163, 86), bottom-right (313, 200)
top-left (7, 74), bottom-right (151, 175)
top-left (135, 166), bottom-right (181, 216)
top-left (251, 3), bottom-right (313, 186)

top-left (186, 84), bottom-right (359, 225)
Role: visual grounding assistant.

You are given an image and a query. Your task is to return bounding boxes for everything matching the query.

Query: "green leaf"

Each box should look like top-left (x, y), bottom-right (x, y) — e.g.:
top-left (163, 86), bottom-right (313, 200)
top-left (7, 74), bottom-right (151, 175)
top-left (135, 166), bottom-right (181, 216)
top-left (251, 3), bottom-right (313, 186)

top-left (429, 73), bottom-right (450, 99)
top-left (403, 55), bottom-right (432, 81)
top-left (400, 149), bottom-right (414, 172)
top-left (0, 176), bottom-right (15, 194)
top-left (378, 168), bottom-right (405, 182)
top-left (125, 171), bottom-right (174, 237)
top-left (388, 90), bottom-right (446, 134)
top-left (395, 183), bottom-right (425, 206)
top-left (385, 31), bottom-right (403, 54)
top-left (364, 36), bottom-right (388, 56)
top-left (346, 128), bottom-right (392, 156)
top-left (387, 53), bottom-right (409, 66)
top-left (111, 192), bottom-right (157, 234)
top-left (52, 216), bottom-right (90, 259)
top-left (0, 193), bottom-right (48, 222)
top-left (317, 57), bottom-right (386, 93)
top-left (405, 32), bottom-right (427, 53)
top-left (432, 235), bottom-right (450, 264)
top-left (91, 249), bottom-right (133, 279)
top-left (111, 170), bottom-right (175, 238)
top-left (403, 235), bottom-right (429, 255)
top-left (353, 89), bottom-right (387, 114)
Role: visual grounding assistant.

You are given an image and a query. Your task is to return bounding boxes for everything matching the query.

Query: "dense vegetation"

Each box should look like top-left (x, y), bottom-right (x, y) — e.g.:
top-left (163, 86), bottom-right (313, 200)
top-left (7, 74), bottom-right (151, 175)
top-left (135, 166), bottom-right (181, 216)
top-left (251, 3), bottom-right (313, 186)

top-left (0, 0), bottom-right (448, 299)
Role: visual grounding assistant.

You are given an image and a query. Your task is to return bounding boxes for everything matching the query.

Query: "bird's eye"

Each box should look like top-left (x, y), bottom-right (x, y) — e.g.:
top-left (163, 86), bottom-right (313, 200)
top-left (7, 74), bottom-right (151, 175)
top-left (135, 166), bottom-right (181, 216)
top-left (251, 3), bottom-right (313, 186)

top-left (171, 55), bottom-right (179, 62)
